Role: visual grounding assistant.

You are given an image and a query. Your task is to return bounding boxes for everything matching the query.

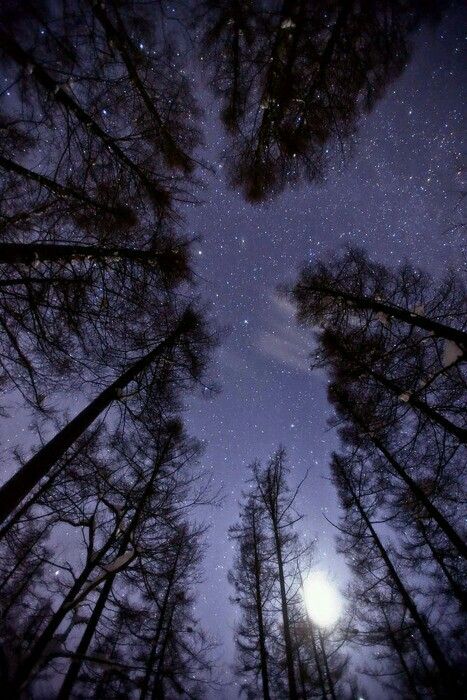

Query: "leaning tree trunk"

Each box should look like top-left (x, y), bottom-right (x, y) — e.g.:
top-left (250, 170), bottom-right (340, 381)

top-left (0, 310), bottom-right (194, 524)
top-left (56, 431), bottom-right (175, 698)
top-left (338, 460), bottom-right (461, 698)
top-left (297, 281), bottom-right (467, 349)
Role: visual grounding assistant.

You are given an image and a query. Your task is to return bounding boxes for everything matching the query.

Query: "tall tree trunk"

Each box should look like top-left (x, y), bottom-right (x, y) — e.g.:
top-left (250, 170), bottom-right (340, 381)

top-left (0, 310), bottom-right (194, 524)
top-left (300, 282), bottom-right (467, 348)
top-left (0, 242), bottom-right (183, 272)
top-left (338, 460), bottom-right (461, 698)
top-left (251, 511), bottom-right (271, 700)
top-left (318, 630), bottom-right (336, 700)
top-left (272, 523), bottom-right (298, 700)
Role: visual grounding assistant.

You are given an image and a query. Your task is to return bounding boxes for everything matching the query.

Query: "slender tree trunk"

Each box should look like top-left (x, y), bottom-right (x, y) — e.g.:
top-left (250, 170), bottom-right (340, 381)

top-left (0, 311), bottom-right (193, 524)
top-left (359, 427), bottom-right (467, 560)
top-left (56, 433), bottom-right (175, 698)
top-left (318, 630), bottom-right (336, 700)
top-left (0, 32), bottom-right (170, 208)
top-left (338, 461), bottom-right (460, 698)
top-left (0, 243), bottom-right (183, 272)
top-left (251, 511), bottom-right (271, 700)
top-left (301, 282), bottom-right (467, 348)
top-left (272, 524), bottom-right (298, 700)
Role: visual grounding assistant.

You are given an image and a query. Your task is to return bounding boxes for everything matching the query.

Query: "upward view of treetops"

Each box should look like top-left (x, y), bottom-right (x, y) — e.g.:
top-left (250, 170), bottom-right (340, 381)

top-left (0, 1), bottom-right (465, 698)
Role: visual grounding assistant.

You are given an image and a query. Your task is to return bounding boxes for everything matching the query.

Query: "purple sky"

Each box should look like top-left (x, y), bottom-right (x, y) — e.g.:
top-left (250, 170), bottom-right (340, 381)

top-left (182, 5), bottom-right (466, 695)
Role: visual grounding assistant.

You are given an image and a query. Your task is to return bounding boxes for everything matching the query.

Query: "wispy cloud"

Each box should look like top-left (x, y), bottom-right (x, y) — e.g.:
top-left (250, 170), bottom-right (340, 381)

top-left (254, 293), bottom-right (315, 373)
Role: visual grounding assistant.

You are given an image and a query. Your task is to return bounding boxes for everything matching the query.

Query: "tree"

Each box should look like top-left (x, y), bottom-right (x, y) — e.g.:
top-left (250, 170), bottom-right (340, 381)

top-left (289, 248), bottom-right (466, 696)
top-left (197, 0), bottom-right (446, 201)
top-left (229, 494), bottom-right (275, 700)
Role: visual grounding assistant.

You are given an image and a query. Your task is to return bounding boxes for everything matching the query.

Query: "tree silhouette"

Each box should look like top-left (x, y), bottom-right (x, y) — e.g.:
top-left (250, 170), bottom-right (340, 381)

top-left (197, 0), bottom-right (446, 201)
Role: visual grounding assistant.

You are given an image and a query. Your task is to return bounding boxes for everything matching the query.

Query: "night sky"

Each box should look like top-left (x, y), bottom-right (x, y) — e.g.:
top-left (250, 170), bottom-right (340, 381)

top-left (183, 5), bottom-right (465, 696)
top-left (0, 3), bottom-right (465, 697)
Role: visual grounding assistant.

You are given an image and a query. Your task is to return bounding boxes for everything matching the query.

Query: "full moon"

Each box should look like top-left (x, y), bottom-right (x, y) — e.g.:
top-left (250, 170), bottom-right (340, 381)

top-left (302, 571), bottom-right (342, 627)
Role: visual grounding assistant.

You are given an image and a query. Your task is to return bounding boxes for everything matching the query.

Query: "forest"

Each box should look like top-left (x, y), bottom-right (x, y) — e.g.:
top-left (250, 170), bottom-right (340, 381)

top-left (0, 1), bottom-right (465, 698)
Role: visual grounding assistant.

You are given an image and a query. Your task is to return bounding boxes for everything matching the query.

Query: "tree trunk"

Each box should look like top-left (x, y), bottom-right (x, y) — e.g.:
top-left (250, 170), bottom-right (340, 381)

top-left (251, 511), bottom-right (271, 700)
top-left (338, 460), bottom-right (461, 698)
top-left (272, 524), bottom-right (298, 700)
top-left (301, 282), bottom-right (467, 349)
top-left (0, 311), bottom-right (194, 524)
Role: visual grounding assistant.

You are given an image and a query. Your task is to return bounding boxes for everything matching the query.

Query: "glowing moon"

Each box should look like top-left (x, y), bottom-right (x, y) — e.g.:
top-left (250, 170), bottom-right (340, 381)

top-left (302, 571), bottom-right (342, 627)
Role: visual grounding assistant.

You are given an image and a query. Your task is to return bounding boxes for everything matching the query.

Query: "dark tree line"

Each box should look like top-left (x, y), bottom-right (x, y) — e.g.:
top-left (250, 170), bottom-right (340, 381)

top-left (0, 2), bottom-right (218, 696)
top-left (289, 247), bottom-right (466, 698)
